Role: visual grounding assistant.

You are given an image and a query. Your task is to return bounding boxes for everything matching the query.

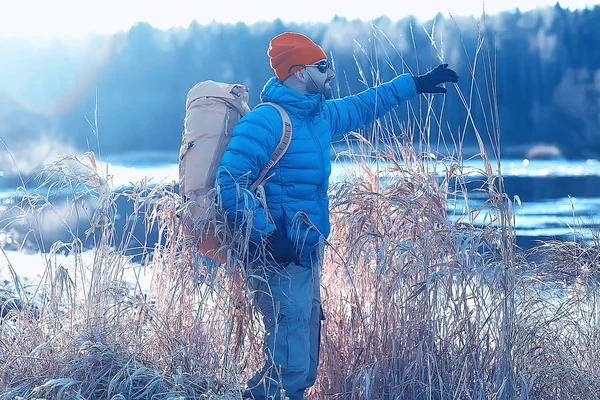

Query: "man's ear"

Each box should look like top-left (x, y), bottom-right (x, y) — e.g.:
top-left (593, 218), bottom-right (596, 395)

top-left (292, 69), bottom-right (307, 83)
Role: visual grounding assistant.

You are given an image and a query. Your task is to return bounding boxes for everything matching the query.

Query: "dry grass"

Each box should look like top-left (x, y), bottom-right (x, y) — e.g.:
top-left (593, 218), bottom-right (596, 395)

top-left (1, 19), bottom-right (600, 400)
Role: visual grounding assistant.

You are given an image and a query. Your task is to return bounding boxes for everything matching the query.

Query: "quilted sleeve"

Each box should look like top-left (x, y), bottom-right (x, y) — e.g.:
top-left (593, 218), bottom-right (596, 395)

top-left (325, 73), bottom-right (417, 140)
top-left (216, 110), bottom-right (277, 244)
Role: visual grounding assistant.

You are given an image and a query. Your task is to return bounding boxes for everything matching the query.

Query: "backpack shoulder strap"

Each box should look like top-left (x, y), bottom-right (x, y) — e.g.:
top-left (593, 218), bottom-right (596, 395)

top-left (250, 102), bottom-right (292, 191)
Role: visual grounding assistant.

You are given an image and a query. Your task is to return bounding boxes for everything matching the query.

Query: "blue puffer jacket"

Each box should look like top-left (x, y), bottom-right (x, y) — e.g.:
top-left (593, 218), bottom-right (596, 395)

top-left (217, 74), bottom-right (417, 266)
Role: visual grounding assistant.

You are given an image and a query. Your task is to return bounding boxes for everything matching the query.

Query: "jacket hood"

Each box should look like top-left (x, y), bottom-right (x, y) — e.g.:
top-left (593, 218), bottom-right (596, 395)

top-left (259, 77), bottom-right (324, 118)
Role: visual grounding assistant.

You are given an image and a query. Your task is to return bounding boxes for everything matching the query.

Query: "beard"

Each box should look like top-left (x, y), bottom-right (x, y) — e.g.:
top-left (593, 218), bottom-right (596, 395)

top-left (307, 79), bottom-right (333, 100)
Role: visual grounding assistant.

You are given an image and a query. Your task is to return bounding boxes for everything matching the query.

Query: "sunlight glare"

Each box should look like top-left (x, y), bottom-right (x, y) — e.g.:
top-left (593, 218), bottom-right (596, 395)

top-left (1, 0), bottom-right (599, 38)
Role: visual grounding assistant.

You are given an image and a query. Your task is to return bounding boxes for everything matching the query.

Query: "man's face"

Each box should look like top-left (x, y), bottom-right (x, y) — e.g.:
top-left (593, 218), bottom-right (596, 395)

top-left (304, 59), bottom-right (335, 100)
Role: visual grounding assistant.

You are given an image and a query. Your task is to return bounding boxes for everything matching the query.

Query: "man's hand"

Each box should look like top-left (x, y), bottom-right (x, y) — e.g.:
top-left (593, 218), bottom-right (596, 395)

top-left (413, 64), bottom-right (459, 94)
top-left (265, 230), bottom-right (301, 265)
top-left (249, 229), bottom-right (300, 265)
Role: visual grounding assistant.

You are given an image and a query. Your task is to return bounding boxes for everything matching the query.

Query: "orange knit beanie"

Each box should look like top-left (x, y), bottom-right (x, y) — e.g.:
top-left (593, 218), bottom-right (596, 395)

top-left (267, 32), bottom-right (327, 81)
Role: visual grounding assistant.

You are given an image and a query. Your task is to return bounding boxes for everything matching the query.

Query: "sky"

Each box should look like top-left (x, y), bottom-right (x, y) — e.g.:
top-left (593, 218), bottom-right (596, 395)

top-left (0, 0), bottom-right (599, 38)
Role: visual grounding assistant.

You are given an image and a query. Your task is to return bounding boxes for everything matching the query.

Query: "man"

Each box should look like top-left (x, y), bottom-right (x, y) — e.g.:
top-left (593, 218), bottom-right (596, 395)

top-left (216, 32), bottom-right (458, 399)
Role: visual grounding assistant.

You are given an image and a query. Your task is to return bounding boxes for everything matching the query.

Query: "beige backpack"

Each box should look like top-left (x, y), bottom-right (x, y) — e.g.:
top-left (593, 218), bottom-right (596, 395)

top-left (179, 80), bottom-right (292, 263)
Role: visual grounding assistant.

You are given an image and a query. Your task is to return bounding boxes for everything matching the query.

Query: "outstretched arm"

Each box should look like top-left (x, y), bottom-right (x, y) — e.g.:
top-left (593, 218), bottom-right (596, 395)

top-left (326, 64), bottom-right (459, 140)
top-left (326, 74), bottom-right (417, 140)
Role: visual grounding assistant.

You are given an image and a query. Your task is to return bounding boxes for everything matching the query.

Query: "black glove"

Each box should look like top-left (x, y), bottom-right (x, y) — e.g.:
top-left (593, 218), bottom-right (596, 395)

top-left (265, 230), bottom-right (301, 265)
top-left (248, 230), bottom-right (300, 265)
top-left (413, 64), bottom-right (459, 94)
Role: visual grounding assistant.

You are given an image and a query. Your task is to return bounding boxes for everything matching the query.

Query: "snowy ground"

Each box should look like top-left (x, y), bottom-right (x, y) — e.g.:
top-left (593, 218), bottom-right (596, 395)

top-left (0, 248), bottom-right (153, 298)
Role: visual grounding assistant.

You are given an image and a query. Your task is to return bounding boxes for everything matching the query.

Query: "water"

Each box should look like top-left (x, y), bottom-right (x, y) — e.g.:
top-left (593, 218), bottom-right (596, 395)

top-left (449, 159), bottom-right (600, 248)
top-left (1, 155), bottom-right (599, 253)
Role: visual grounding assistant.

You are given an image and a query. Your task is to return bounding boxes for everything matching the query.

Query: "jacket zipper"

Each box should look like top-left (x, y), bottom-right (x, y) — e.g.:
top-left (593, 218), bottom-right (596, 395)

top-left (308, 120), bottom-right (327, 243)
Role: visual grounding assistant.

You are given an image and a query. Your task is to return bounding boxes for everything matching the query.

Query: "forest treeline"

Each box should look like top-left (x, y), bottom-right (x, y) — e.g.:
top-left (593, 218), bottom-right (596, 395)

top-left (1, 4), bottom-right (599, 163)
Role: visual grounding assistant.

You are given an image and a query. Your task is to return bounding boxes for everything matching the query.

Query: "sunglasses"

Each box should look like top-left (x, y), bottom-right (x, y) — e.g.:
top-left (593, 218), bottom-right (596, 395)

top-left (288, 60), bottom-right (332, 74)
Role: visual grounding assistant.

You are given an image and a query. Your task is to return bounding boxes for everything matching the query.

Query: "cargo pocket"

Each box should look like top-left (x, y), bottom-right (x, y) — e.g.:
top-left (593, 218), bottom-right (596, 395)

top-left (268, 305), bottom-right (309, 372)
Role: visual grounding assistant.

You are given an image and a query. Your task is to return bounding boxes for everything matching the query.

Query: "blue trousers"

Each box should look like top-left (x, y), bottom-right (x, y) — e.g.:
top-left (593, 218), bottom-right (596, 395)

top-left (247, 262), bottom-right (324, 400)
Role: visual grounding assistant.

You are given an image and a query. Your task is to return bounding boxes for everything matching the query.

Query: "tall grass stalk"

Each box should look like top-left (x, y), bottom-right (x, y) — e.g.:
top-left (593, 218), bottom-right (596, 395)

top-left (1, 17), bottom-right (600, 400)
